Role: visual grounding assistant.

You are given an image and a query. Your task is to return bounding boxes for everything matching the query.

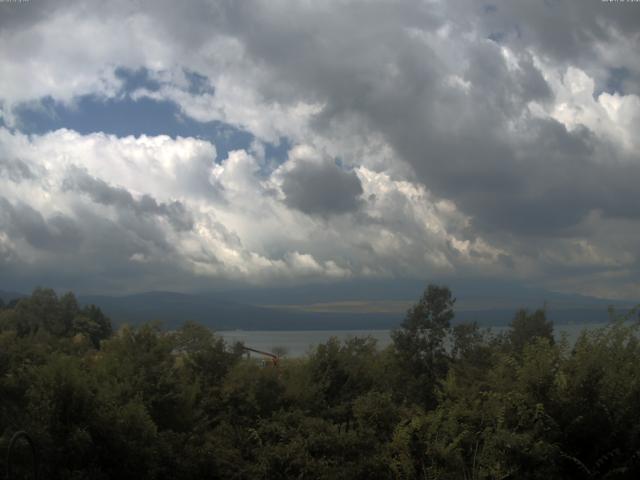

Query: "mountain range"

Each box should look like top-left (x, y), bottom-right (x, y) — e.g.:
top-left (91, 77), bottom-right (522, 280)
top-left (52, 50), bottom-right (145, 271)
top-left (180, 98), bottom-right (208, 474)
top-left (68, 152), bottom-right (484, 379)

top-left (3, 279), bottom-right (636, 330)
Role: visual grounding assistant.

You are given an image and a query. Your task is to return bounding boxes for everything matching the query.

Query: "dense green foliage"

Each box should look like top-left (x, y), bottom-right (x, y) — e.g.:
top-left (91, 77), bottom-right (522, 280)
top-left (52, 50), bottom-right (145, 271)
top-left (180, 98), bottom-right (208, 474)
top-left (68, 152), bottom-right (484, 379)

top-left (1, 286), bottom-right (640, 479)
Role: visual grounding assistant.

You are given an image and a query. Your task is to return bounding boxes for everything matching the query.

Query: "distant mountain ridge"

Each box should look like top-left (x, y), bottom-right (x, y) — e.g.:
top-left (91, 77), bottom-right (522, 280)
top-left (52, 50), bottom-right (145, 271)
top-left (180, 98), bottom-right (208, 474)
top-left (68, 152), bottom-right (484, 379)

top-left (0, 290), bottom-right (27, 303)
top-left (78, 288), bottom-right (634, 331)
top-left (214, 279), bottom-right (638, 310)
top-left (78, 291), bottom-right (399, 331)
top-left (3, 285), bottom-right (635, 330)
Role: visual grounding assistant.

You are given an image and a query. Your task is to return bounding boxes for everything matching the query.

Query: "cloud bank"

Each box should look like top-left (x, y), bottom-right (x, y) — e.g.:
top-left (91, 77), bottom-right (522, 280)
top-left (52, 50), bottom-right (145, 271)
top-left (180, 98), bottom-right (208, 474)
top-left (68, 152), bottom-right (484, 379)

top-left (0, 0), bottom-right (639, 298)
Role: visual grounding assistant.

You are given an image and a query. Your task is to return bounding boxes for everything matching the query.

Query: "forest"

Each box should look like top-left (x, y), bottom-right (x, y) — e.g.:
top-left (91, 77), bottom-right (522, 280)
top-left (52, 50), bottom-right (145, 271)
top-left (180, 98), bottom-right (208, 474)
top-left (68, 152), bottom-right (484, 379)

top-left (1, 286), bottom-right (640, 479)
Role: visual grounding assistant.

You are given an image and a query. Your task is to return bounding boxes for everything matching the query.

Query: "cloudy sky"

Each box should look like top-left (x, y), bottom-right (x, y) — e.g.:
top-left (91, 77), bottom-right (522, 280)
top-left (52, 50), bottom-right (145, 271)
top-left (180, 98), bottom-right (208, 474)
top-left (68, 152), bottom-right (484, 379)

top-left (1, 0), bottom-right (639, 299)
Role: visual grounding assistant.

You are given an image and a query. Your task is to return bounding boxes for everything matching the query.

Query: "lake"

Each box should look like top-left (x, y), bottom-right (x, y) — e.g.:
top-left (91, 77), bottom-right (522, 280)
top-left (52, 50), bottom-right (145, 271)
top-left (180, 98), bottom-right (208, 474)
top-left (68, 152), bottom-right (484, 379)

top-left (219, 323), bottom-right (608, 358)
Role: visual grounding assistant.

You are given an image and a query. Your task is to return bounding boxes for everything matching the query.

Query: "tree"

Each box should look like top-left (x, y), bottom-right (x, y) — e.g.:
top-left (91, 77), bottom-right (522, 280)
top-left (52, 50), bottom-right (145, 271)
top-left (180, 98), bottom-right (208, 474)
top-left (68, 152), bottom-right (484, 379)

top-left (508, 308), bottom-right (554, 352)
top-left (58, 292), bottom-right (80, 336)
top-left (392, 284), bottom-right (455, 407)
top-left (12, 288), bottom-right (61, 336)
top-left (74, 304), bottom-right (112, 347)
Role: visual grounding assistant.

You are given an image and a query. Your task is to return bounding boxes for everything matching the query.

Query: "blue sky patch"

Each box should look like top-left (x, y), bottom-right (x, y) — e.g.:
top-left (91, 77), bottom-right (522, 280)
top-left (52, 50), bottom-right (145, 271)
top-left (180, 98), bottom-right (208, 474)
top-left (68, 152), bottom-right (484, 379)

top-left (9, 66), bottom-right (290, 165)
top-left (605, 67), bottom-right (630, 95)
top-left (483, 4), bottom-right (497, 14)
top-left (12, 93), bottom-right (292, 165)
top-left (115, 67), bottom-right (162, 93)
top-left (487, 31), bottom-right (505, 43)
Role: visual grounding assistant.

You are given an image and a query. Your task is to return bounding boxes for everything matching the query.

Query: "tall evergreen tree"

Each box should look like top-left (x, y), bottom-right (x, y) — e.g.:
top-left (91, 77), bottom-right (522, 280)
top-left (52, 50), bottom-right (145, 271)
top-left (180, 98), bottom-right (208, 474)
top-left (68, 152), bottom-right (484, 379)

top-left (392, 284), bottom-right (455, 407)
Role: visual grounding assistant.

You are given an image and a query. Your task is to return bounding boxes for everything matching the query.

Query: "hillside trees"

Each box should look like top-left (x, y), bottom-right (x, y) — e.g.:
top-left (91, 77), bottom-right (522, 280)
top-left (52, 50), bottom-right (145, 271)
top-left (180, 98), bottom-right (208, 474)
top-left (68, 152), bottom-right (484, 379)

top-left (0, 288), bottom-right (111, 346)
top-left (2, 286), bottom-right (640, 478)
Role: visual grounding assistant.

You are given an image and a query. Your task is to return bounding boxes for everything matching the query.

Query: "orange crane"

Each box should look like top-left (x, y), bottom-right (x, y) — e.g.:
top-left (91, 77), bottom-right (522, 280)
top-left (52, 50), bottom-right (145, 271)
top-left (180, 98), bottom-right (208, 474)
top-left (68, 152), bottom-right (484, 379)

top-left (241, 346), bottom-right (280, 367)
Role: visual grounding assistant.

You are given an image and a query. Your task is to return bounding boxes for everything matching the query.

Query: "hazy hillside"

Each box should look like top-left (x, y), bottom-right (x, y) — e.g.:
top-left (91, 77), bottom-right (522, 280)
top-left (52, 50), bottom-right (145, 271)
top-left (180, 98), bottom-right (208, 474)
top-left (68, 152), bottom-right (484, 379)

top-left (2, 283), bottom-right (631, 330)
top-left (0, 290), bottom-right (26, 303)
top-left (78, 291), bottom-right (400, 330)
top-left (78, 287), bottom-right (629, 330)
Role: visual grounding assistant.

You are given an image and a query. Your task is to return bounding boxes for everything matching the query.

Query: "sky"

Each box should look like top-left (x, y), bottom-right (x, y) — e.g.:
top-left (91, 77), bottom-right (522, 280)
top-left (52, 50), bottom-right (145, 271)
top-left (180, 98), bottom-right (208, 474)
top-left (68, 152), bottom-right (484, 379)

top-left (0, 0), bottom-right (639, 300)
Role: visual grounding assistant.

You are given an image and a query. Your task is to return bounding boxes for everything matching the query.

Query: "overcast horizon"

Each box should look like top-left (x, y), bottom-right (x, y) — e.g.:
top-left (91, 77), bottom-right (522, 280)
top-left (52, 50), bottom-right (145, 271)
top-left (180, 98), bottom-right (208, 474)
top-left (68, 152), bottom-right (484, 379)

top-left (1, 0), bottom-right (640, 301)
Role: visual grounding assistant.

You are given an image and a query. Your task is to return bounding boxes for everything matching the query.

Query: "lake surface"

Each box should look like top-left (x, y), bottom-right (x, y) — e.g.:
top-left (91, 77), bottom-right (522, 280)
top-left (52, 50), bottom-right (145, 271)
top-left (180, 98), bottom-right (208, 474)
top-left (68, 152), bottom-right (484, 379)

top-left (219, 323), bottom-right (607, 358)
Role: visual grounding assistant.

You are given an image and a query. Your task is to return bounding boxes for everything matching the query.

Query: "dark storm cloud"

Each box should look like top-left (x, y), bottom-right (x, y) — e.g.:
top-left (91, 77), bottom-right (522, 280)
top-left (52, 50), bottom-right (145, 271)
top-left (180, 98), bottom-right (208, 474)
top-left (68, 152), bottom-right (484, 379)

top-left (282, 161), bottom-right (363, 216)
top-left (62, 167), bottom-right (194, 231)
top-left (212, 0), bottom-right (442, 107)
top-left (206, 0), bottom-right (640, 238)
top-left (0, 199), bottom-right (196, 294)
top-left (0, 196), bottom-right (82, 252)
top-left (394, 103), bottom-right (640, 237)
top-left (452, 0), bottom-right (640, 94)
top-left (0, 157), bottom-right (36, 182)
top-left (461, 0), bottom-right (640, 61)
top-left (0, 0), bottom-right (56, 32)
